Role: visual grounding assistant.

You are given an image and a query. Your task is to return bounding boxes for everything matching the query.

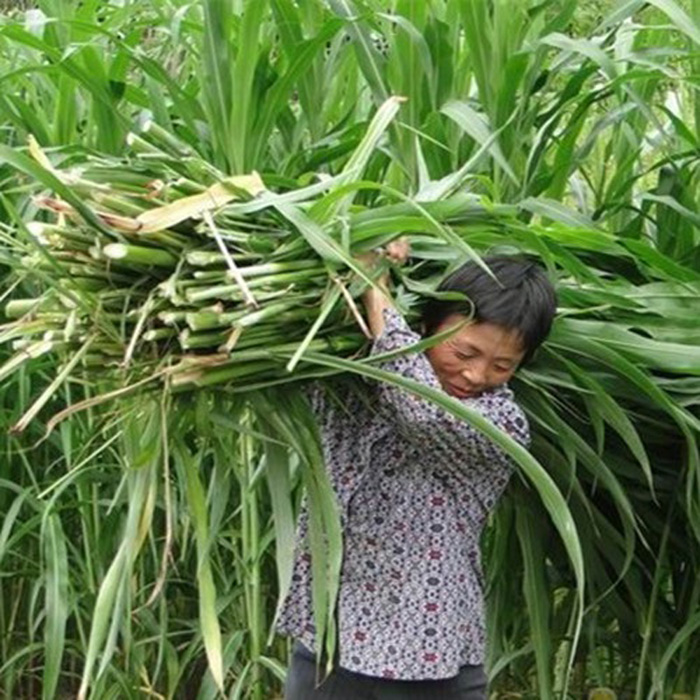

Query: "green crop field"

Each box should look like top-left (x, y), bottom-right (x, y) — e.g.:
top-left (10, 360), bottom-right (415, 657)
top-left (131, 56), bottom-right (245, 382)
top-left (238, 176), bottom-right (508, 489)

top-left (1, 1), bottom-right (699, 698)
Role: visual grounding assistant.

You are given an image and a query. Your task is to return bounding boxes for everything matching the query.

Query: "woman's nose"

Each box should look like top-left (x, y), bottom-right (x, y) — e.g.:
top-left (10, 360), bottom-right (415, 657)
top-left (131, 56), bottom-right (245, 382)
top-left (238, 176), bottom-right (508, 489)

top-left (461, 364), bottom-right (487, 388)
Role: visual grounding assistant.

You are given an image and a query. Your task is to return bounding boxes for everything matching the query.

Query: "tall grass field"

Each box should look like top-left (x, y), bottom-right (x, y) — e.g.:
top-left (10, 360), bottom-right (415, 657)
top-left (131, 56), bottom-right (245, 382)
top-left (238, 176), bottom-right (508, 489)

top-left (1, 1), bottom-right (699, 698)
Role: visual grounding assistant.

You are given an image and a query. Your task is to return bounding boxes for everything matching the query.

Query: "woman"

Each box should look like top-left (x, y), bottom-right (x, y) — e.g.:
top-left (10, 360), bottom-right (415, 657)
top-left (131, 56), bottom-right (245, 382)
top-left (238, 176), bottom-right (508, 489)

top-left (277, 240), bottom-right (557, 699)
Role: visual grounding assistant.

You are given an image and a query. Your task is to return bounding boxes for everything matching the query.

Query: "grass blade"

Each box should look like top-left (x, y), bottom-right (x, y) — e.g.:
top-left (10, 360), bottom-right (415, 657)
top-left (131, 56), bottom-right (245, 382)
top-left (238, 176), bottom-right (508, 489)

top-left (173, 440), bottom-right (224, 693)
top-left (42, 513), bottom-right (69, 700)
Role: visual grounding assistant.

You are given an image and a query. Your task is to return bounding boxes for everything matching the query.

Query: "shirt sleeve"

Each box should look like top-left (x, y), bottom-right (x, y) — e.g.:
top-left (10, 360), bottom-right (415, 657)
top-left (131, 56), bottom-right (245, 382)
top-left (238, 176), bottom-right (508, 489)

top-left (367, 306), bottom-right (530, 460)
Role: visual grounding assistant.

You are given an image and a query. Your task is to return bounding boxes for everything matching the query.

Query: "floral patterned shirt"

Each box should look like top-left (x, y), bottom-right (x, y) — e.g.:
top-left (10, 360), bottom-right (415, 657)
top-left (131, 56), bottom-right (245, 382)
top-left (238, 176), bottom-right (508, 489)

top-left (275, 307), bottom-right (530, 680)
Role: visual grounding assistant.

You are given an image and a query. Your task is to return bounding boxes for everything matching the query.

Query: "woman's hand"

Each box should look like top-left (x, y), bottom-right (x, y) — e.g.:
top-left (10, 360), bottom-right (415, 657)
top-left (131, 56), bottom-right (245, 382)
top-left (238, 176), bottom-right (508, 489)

top-left (355, 236), bottom-right (411, 285)
top-left (385, 236), bottom-right (411, 266)
top-left (356, 236), bottom-right (411, 339)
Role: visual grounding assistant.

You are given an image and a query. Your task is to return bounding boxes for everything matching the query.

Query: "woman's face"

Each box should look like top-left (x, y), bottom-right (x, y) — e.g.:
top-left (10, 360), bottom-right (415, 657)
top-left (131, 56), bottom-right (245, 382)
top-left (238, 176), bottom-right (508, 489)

top-left (425, 313), bottom-right (526, 399)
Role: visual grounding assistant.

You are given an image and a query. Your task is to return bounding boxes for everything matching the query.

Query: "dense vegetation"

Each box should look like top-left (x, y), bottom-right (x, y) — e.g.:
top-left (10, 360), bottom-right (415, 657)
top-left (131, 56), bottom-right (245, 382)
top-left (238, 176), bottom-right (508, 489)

top-left (1, 1), bottom-right (699, 698)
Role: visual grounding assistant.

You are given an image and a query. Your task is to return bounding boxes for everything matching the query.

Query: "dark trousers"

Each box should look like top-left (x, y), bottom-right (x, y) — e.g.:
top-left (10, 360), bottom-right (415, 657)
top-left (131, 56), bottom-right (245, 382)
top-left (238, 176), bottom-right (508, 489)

top-left (284, 641), bottom-right (488, 700)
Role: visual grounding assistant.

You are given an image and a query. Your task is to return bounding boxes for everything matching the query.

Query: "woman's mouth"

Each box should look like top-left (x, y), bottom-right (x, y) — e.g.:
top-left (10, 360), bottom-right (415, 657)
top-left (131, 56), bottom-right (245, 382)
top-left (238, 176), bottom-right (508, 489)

top-left (447, 383), bottom-right (473, 398)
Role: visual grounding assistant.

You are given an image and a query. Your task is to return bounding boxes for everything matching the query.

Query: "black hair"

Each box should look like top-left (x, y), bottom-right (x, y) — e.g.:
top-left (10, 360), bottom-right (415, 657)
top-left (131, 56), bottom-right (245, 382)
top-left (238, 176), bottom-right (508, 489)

top-left (421, 255), bottom-right (557, 365)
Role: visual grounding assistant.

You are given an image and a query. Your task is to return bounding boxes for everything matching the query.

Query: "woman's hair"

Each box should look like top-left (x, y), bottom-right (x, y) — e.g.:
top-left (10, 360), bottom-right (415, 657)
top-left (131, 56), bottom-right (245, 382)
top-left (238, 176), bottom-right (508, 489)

top-left (420, 255), bottom-right (557, 365)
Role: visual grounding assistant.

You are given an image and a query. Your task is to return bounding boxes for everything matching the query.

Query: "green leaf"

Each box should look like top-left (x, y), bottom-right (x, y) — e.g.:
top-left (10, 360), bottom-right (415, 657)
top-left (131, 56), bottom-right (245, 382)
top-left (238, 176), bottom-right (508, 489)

top-left (517, 501), bottom-right (553, 700)
top-left (42, 513), bottom-right (69, 700)
top-left (328, 0), bottom-right (390, 105)
top-left (260, 434), bottom-right (297, 641)
top-left (441, 100), bottom-right (519, 186)
top-left (173, 440), bottom-right (224, 693)
top-left (0, 143), bottom-right (110, 233)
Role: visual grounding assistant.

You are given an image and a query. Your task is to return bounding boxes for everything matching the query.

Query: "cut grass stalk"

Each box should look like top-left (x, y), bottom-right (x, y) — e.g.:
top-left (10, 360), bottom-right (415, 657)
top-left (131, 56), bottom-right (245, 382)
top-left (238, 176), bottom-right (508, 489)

top-left (102, 243), bottom-right (179, 268)
top-left (183, 270), bottom-right (326, 303)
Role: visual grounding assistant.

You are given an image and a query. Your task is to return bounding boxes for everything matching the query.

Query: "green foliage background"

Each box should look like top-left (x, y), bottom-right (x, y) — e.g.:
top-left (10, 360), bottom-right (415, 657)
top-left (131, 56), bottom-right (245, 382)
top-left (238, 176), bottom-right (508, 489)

top-left (1, 0), bottom-right (700, 698)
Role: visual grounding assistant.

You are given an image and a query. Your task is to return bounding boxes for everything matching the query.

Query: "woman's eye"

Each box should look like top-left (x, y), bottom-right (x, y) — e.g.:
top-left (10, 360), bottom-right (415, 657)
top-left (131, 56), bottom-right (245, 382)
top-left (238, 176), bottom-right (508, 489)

top-left (456, 352), bottom-right (474, 361)
top-left (495, 365), bottom-right (512, 373)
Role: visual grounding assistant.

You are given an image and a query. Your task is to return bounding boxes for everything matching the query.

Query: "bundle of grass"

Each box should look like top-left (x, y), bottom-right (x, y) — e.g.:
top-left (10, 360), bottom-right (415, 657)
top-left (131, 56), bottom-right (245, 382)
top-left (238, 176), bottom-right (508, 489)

top-left (1, 99), bottom-right (484, 428)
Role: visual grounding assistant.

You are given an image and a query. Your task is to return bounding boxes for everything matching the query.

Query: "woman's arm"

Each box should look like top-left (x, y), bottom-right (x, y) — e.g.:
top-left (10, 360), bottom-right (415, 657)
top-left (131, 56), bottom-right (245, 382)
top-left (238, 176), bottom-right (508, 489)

top-left (357, 242), bottom-right (529, 466)
top-left (356, 236), bottom-right (407, 338)
top-left (362, 280), bottom-right (395, 338)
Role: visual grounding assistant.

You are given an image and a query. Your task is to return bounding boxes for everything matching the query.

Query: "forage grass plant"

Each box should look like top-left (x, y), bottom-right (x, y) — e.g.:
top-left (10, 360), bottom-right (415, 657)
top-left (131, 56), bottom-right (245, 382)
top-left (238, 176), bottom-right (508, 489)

top-left (1, 0), bottom-right (700, 698)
